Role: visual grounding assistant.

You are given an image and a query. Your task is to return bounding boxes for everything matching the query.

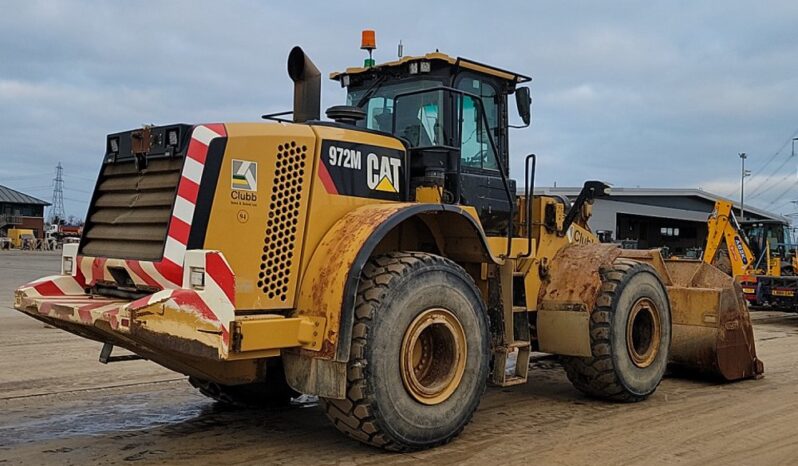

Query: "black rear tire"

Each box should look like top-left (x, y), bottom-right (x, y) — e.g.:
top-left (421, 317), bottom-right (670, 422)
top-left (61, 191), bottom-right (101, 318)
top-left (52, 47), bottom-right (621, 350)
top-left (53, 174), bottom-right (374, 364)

top-left (322, 252), bottom-right (490, 451)
top-left (561, 259), bottom-right (671, 402)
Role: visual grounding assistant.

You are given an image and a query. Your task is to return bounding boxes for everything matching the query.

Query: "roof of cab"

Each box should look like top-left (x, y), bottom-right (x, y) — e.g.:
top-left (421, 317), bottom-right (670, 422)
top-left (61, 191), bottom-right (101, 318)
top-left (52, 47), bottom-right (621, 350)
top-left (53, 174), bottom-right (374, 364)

top-left (329, 52), bottom-right (532, 84)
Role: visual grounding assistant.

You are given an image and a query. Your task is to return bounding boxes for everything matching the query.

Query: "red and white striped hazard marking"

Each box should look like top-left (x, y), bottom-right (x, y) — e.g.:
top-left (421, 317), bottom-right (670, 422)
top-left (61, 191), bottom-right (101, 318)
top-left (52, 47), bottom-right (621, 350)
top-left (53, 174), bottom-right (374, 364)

top-left (17, 249), bottom-right (237, 358)
top-left (22, 274), bottom-right (86, 297)
top-left (182, 250), bottom-right (236, 346)
top-left (17, 275), bottom-right (124, 328)
top-left (155, 123), bottom-right (226, 286)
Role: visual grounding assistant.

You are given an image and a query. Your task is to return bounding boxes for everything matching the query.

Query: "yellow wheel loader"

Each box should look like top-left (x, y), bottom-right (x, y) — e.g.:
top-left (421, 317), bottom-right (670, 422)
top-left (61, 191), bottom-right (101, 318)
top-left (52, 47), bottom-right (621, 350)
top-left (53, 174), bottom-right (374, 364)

top-left (704, 200), bottom-right (798, 310)
top-left (14, 39), bottom-right (762, 451)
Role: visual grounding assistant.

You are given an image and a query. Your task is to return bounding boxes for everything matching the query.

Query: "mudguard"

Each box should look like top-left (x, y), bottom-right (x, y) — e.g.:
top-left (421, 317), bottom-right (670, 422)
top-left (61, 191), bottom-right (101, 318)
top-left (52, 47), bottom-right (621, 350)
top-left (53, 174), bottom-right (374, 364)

top-left (293, 202), bottom-right (495, 361)
top-left (536, 243), bottom-right (623, 357)
top-left (285, 202), bottom-right (495, 397)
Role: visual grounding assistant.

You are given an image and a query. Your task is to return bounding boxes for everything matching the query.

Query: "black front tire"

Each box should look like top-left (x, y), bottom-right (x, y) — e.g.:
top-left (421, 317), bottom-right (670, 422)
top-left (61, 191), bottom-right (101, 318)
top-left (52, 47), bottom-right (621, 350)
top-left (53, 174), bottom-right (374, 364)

top-left (561, 259), bottom-right (671, 402)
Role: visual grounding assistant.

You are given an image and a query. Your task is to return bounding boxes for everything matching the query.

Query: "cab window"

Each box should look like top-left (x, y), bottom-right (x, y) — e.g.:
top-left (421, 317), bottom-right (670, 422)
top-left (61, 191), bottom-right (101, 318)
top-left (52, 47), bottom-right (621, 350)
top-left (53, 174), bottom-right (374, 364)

top-left (456, 76), bottom-right (499, 171)
top-left (392, 91), bottom-right (445, 147)
top-left (347, 79), bottom-right (441, 135)
top-left (457, 77), bottom-right (499, 130)
top-left (460, 95), bottom-right (498, 170)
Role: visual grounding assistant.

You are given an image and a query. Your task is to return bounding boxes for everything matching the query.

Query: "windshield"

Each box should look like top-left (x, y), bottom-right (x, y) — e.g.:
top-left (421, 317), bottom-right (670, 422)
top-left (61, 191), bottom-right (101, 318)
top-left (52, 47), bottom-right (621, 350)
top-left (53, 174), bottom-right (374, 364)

top-left (347, 79), bottom-right (442, 133)
top-left (744, 222), bottom-right (796, 253)
top-left (782, 226), bottom-right (795, 246)
top-left (348, 81), bottom-right (502, 171)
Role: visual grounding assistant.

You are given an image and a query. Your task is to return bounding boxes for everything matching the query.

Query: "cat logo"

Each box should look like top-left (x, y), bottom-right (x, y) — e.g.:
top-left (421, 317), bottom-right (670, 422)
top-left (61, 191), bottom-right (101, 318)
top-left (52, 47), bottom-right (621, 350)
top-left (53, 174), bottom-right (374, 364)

top-left (319, 140), bottom-right (404, 200)
top-left (366, 152), bottom-right (401, 193)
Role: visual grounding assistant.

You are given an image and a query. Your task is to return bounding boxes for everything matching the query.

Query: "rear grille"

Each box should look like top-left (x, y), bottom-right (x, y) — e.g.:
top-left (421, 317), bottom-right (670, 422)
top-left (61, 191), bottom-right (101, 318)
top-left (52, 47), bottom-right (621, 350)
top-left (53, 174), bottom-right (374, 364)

top-left (258, 141), bottom-right (308, 301)
top-left (80, 158), bottom-right (183, 260)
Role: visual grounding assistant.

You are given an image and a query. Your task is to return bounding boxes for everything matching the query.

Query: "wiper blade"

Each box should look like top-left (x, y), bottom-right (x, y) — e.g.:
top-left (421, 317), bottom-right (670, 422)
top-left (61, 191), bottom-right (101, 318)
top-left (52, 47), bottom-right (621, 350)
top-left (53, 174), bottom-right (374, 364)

top-left (355, 75), bottom-right (388, 108)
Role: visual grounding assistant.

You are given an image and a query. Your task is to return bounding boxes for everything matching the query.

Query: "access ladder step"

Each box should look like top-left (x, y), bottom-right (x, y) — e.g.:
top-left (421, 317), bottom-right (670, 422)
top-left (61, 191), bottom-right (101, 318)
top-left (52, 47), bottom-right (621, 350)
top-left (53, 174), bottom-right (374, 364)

top-left (501, 376), bottom-right (528, 387)
top-left (490, 340), bottom-right (532, 387)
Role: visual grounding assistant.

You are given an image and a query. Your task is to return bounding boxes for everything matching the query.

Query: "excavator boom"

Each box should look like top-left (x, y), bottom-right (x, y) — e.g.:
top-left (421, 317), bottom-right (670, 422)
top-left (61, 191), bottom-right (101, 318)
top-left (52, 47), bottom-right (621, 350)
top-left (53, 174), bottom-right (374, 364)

top-left (703, 200), bottom-right (757, 277)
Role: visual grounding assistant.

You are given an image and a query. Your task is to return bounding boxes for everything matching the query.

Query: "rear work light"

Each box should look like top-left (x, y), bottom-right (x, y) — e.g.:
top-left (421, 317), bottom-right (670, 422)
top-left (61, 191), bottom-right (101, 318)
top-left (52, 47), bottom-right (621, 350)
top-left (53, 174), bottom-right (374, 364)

top-left (61, 243), bottom-right (78, 276)
top-left (62, 256), bottom-right (73, 275)
top-left (189, 267), bottom-right (205, 290)
top-left (109, 137), bottom-right (120, 154)
top-left (167, 128), bottom-right (179, 147)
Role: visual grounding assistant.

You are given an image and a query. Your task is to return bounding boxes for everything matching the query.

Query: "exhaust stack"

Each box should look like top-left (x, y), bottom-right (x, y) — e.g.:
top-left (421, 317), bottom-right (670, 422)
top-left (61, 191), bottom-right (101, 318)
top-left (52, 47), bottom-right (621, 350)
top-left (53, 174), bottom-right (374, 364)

top-left (287, 46), bottom-right (321, 123)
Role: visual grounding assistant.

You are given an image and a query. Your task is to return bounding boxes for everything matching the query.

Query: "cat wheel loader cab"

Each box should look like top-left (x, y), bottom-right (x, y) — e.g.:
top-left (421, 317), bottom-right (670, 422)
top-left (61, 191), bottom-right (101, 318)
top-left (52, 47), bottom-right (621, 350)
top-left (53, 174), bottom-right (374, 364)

top-left (13, 40), bottom-right (762, 452)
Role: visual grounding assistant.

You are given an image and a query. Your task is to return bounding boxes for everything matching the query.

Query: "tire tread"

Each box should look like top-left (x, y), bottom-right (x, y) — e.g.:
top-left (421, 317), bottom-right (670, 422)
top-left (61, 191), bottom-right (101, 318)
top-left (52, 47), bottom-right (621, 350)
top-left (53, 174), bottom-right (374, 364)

top-left (561, 259), bottom-right (664, 403)
top-left (322, 251), bottom-right (485, 452)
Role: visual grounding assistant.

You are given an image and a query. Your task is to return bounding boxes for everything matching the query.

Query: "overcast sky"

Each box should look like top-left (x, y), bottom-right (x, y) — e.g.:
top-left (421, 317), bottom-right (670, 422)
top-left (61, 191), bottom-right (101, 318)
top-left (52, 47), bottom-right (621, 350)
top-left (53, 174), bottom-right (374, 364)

top-left (3, 1), bottom-right (798, 220)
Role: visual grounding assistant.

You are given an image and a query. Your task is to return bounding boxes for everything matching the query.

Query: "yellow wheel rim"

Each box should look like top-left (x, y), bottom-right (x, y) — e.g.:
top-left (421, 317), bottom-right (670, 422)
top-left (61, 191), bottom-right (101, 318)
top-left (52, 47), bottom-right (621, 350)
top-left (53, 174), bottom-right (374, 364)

top-left (400, 308), bottom-right (467, 405)
top-left (626, 298), bottom-right (662, 368)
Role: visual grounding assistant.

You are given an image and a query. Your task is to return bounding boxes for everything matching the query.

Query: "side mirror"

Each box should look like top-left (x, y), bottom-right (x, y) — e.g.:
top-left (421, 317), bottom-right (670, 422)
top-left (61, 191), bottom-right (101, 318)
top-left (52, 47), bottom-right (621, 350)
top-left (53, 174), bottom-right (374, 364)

top-left (515, 86), bottom-right (532, 126)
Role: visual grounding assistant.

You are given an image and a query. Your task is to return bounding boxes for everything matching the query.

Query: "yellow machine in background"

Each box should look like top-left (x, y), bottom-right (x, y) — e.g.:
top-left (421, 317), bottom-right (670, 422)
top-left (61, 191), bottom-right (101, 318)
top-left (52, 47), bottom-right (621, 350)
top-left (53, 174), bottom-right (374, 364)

top-left (13, 36), bottom-right (763, 451)
top-left (703, 200), bottom-right (761, 277)
top-left (7, 228), bottom-right (35, 249)
top-left (704, 200), bottom-right (798, 309)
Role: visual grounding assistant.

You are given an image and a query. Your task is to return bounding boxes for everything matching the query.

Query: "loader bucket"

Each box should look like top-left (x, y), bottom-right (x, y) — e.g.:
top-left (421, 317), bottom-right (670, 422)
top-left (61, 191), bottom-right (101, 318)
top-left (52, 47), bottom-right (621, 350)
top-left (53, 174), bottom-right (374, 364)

top-left (619, 251), bottom-right (764, 381)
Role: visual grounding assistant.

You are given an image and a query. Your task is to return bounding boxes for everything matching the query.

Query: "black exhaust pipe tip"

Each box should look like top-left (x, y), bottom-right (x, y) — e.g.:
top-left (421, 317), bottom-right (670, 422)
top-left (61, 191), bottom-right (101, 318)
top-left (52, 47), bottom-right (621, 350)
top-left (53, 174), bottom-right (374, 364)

top-left (287, 46), bottom-right (308, 82)
top-left (288, 46), bottom-right (321, 123)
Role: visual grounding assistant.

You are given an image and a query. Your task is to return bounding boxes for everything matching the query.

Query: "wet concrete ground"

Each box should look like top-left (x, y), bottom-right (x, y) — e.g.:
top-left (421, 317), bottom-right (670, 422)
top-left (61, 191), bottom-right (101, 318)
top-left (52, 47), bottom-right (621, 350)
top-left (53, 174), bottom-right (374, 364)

top-left (2, 250), bottom-right (798, 465)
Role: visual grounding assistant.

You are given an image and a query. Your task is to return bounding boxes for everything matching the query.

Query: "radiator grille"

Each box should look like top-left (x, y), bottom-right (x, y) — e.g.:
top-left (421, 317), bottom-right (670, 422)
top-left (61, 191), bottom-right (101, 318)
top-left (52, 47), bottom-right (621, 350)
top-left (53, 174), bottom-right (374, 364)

top-left (80, 158), bottom-right (183, 261)
top-left (258, 141), bottom-right (307, 301)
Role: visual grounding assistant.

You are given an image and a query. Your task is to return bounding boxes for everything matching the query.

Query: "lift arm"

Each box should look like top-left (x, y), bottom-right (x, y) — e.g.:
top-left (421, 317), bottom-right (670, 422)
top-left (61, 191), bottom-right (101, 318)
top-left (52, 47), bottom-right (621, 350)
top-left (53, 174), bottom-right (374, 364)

top-left (703, 200), bottom-right (757, 277)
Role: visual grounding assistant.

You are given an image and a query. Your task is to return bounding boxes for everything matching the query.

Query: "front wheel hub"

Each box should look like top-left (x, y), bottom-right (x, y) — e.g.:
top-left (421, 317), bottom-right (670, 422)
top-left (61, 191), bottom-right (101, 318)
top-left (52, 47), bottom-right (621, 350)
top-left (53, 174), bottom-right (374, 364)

top-left (400, 308), bottom-right (467, 405)
top-left (626, 297), bottom-right (662, 368)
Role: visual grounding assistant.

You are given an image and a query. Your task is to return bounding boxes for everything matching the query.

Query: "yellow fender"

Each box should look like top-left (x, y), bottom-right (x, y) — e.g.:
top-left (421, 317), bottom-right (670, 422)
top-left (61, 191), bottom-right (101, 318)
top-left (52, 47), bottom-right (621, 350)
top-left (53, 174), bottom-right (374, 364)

top-left (293, 202), bottom-right (497, 362)
top-left (537, 243), bottom-right (623, 356)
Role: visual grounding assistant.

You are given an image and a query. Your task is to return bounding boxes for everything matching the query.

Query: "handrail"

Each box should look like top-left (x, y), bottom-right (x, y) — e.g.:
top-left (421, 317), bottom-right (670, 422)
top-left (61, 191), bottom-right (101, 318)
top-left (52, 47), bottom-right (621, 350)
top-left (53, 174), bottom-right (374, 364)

top-left (517, 154), bottom-right (536, 258)
top-left (261, 110), bottom-right (293, 122)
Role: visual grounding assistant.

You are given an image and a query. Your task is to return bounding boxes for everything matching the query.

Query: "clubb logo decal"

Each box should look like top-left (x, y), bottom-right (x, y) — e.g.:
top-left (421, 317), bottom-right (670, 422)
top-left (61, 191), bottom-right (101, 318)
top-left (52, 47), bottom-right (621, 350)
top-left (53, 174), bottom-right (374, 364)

top-left (319, 140), bottom-right (404, 200)
top-left (231, 159), bottom-right (257, 191)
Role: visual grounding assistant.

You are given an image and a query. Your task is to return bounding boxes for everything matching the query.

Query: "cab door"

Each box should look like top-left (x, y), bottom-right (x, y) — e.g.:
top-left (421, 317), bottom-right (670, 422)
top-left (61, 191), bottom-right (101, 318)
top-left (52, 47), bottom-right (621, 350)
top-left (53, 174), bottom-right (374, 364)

top-left (457, 89), bottom-right (514, 235)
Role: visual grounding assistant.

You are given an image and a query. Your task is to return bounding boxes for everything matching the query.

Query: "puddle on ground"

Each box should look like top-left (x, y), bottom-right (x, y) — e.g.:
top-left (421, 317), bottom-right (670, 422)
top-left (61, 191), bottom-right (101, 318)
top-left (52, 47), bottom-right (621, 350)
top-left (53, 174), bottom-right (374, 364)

top-left (0, 386), bottom-right (321, 448)
top-left (0, 390), bottom-right (215, 447)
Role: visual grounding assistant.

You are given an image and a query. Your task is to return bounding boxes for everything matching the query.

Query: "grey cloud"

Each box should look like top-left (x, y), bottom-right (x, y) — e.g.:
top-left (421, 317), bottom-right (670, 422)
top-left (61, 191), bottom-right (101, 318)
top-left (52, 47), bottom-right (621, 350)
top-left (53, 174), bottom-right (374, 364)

top-left (2, 0), bottom-right (798, 219)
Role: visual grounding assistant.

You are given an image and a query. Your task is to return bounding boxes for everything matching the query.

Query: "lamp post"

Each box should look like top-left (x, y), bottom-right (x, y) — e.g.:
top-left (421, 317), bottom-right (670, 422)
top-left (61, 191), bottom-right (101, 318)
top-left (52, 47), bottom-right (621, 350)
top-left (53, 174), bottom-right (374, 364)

top-left (792, 137), bottom-right (798, 157)
top-left (740, 152), bottom-right (750, 219)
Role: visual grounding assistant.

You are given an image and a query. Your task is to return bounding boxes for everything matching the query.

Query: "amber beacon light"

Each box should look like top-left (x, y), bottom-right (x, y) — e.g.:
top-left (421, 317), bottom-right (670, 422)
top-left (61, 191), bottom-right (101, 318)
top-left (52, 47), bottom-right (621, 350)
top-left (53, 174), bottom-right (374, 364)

top-left (361, 29), bottom-right (376, 67)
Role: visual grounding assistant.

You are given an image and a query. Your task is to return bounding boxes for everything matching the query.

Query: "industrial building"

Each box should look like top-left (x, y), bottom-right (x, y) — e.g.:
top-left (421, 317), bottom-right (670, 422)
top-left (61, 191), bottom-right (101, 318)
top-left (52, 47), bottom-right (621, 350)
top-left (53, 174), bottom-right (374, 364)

top-left (0, 185), bottom-right (50, 239)
top-left (535, 187), bottom-right (788, 254)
